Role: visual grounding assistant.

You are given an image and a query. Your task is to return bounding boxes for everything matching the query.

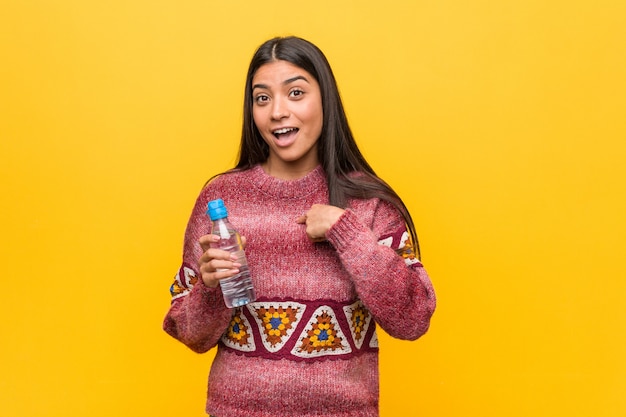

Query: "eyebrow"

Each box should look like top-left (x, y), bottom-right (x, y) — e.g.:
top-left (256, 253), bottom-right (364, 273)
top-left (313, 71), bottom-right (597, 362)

top-left (252, 75), bottom-right (310, 91)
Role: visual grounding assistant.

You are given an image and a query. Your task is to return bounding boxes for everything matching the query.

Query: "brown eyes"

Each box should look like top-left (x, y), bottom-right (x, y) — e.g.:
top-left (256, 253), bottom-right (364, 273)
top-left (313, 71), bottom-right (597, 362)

top-left (254, 89), bottom-right (305, 105)
top-left (289, 89), bottom-right (304, 98)
top-left (254, 95), bottom-right (270, 104)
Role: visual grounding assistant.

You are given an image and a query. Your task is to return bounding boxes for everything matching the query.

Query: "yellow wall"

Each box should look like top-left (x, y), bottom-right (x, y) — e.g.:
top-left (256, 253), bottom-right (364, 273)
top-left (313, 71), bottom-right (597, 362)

top-left (1, 1), bottom-right (625, 416)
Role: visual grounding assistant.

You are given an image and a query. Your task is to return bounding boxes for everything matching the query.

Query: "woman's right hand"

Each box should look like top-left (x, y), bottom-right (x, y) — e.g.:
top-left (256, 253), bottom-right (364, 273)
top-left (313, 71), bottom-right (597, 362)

top-left (197, 234), bottom-right (244, 288)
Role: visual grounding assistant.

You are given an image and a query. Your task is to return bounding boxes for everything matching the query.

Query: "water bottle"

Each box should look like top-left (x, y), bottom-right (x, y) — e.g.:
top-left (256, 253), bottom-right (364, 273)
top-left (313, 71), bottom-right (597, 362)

top-left (207, 199), bottom-right (256, 308)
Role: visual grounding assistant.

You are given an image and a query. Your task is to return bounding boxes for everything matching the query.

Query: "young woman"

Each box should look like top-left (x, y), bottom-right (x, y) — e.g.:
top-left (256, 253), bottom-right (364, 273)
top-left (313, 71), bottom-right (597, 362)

top-left (164, 36), bottom-right (436, 417)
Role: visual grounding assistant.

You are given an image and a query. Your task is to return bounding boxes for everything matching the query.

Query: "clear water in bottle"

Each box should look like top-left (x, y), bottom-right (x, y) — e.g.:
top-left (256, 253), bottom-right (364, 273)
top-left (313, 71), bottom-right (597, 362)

top-left (215, 243), bottom-right (255, 308)
top-left (207, 199), bottom-right (256, 308)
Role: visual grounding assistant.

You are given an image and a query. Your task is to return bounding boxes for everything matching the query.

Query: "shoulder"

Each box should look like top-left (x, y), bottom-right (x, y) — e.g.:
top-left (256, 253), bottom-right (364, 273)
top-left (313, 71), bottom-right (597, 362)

top-left (348, 197), bottom-right (401, 223)
top-left (342, 171), bottom-right (405, 228)
top-left (191, 168), bottom-right (256, 210)
top-left (202, 168), bottom-right (254, 193)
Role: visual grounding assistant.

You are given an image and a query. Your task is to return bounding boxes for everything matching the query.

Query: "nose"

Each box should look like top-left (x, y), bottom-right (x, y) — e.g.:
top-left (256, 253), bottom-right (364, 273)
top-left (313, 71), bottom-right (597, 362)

top-left (271, 97), bottom-right (289, 120)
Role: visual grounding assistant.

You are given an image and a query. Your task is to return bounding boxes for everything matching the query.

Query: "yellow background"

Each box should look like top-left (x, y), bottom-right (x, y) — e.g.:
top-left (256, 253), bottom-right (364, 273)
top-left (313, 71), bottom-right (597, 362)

top-left (1, 0), bottom-right (625, 416)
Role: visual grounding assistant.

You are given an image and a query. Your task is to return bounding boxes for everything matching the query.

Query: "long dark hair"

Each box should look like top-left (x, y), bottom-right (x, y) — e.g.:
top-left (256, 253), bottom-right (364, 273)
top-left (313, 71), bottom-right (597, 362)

top-left (232, 36), bottom-right (420, 258)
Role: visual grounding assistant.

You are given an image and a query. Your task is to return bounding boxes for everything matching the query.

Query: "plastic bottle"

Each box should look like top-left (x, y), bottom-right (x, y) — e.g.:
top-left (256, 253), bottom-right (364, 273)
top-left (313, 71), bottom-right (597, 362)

top-left (206, 199), bottom-right (256, 308)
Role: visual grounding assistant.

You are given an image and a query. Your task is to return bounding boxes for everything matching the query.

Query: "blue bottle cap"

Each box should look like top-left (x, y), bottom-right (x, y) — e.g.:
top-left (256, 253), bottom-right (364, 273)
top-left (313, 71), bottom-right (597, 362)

top-left (207, 199), bottom-right (228, 220)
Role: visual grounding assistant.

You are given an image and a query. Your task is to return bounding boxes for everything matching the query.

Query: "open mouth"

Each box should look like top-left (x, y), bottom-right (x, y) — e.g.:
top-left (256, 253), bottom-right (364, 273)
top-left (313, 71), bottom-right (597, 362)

top-left (273, 127), bottom-right (299, 139)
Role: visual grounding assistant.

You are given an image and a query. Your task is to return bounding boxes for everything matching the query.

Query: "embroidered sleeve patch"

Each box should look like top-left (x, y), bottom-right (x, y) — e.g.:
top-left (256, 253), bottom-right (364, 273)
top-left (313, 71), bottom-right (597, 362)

top-left (378, 228), bottom-right (422, 267)
top-left (169, 265), bottom-right (198, 300)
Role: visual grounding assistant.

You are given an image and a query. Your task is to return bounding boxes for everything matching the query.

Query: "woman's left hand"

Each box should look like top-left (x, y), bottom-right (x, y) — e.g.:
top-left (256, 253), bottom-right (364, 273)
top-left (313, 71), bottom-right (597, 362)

top-left (296, 204), bottom-right (345, 242)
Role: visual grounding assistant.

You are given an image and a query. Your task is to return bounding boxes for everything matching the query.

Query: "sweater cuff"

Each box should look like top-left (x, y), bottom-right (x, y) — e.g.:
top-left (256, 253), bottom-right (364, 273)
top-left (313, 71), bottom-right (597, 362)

top-left (326, 208), bottom-right (376, 253)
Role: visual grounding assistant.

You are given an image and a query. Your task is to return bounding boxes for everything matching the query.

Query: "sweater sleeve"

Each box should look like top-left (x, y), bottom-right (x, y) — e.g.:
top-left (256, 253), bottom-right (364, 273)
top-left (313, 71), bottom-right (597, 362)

top-left (325, 203), bottom-right (436, 340)
top-left (162, 187), bottom-right (233, 353)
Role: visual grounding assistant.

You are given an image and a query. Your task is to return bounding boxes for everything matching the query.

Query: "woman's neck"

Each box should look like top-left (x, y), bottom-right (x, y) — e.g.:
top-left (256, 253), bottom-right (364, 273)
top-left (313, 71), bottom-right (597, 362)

top-left (261, 159), bottom-right (320, 180)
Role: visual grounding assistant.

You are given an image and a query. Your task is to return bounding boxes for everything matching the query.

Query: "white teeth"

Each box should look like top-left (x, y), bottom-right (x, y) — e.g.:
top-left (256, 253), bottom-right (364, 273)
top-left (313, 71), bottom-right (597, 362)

top-left (273, 127), bottom-right (296, 135)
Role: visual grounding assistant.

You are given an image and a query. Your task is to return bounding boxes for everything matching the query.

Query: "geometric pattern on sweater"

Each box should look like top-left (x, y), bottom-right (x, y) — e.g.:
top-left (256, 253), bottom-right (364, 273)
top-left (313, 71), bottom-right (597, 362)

top-left (169, 265), bottom-right (198, 301)
top-left (378, 230), bottom-right (422, 267)
top-left (291, 305), bottom-right (352, 359)
top-left (342, 300), bottom-right (373, 350)
top-left (222, 308), bottom-right (255, 352)
top-left (219, 298), bottom-right (378, 362)
top-left (247, 301), bottom-right (307, 353)
top-left (369, 329), bottom-right (379, 349)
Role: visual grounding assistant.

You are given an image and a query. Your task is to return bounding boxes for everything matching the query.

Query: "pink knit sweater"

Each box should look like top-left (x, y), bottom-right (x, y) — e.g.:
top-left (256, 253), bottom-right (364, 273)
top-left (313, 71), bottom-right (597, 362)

top-left (163, 165), bottom-right (436, 417)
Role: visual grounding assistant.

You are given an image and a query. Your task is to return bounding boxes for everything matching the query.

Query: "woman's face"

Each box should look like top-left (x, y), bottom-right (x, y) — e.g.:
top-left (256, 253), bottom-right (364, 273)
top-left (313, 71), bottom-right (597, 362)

top-left (252, 60), bottom-right (323, 179)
